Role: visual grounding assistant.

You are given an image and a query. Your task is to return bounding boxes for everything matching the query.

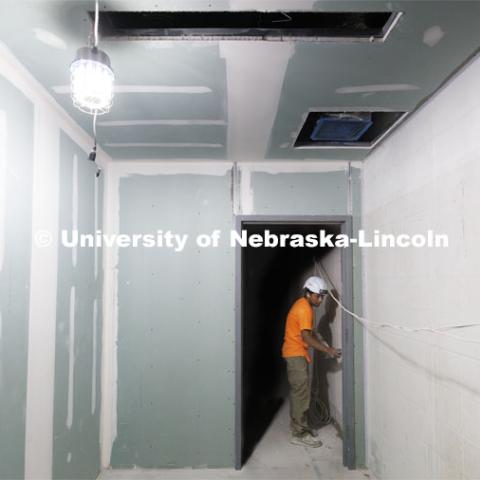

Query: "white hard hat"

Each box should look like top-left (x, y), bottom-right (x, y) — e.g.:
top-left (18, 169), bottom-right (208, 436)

top-left (303, 276), bottom-right (328, 295)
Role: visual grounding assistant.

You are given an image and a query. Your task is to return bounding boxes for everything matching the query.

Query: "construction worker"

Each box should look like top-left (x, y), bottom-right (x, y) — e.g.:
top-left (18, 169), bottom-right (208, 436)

top-left (282, 276), bottom-right (341, 447)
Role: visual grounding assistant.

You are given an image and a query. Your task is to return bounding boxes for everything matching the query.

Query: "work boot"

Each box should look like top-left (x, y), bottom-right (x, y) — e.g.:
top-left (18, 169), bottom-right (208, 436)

top-left (289, 433), bottom-right (323, 448)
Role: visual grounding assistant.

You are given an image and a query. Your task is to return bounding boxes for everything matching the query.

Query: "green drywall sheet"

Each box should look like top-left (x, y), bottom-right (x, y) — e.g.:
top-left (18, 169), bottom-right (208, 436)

top-left (4, 2), bottom-right (480, 161)
top-left (250, 170), bottom-right (349, 215)
top-left (52, 131), bottom-right (103, 480)
top-left (111, 172), bottom-right (235, 468)
top-left (264, 1), bottom-right (480, 161)
top-left (0, 76), bottom-right (33, 480)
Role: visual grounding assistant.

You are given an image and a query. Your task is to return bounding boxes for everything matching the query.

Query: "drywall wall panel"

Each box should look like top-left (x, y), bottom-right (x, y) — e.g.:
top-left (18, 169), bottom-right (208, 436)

top-left (103, 161), bottom-right (364, 468)
top-left (0, 75), bottom-right (33, 480)
top-left (52, 132), bottom-right (103, 480)
top-left (111, 172), bottom-right (234, 468)
top-left (0, 41), bottom-right (109, 480)
top-left (250, 169), bottom-right (349, 215)
top-left (363, 50), bottom-right (480, 478)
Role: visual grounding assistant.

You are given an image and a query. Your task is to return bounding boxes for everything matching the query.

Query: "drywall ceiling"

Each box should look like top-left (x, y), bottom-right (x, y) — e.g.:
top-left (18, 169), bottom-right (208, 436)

top-left (1, 1), bottom-right (480, 161)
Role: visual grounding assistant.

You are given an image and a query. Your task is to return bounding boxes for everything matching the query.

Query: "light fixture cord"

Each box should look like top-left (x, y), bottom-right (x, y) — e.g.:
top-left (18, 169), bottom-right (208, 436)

top-left (88, 112), bottom-right (98, 163)
top-left (93, 111), bottom-right (98, 144)
top-left (91, 112), bottom-right (101, 177)
top-left (93, 1), bottom-right (101, 177)
top-left (93, 112), bottom-right (98, 161)
top-left (94, 0), bottom-right (99, 47)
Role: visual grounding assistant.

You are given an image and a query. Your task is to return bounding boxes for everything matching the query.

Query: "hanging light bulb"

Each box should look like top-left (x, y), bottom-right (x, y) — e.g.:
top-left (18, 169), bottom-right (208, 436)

top-left (70, 0), bottom-right (114, 115)
top-left (70, 46), bottom-right (114, 115)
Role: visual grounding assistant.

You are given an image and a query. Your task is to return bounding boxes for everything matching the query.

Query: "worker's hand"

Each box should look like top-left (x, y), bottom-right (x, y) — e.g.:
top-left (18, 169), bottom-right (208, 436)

top-left (327, 347), bottom-right (342, 359)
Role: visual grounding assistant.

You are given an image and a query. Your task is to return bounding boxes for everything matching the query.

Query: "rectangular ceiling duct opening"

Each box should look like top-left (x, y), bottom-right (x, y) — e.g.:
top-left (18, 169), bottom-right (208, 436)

top-left (94, 11), bottom-right (401, 41)
top-left (294, 111), bottom-right (408, 149)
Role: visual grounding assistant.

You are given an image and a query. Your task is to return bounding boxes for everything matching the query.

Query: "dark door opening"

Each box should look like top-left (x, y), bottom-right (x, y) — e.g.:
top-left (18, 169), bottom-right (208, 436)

top-left (238, 221), bottom-right (344, 466)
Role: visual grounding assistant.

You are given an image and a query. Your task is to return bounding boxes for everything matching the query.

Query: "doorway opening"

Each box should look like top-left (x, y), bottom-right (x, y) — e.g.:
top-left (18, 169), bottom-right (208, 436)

top-left (235, 216), bottom-right (356, 469)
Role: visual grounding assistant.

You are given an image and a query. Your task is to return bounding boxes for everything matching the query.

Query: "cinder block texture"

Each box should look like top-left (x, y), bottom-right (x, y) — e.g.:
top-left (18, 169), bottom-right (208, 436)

top-left (363, 54), bottom-right (480, 479)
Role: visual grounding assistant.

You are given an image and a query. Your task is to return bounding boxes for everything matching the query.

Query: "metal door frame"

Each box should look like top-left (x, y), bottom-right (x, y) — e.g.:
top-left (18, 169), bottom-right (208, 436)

top-left (234, 215), bottom-right (358, 469)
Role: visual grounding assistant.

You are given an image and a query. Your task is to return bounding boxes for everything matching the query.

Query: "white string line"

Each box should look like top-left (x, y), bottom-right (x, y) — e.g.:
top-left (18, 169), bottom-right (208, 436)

top-left (315, 260), bottom-right (480, 345)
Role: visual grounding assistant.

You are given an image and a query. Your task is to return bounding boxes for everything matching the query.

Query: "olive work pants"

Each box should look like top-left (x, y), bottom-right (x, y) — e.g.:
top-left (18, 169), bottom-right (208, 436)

top-left (285, 356), bottom-right (310, 437)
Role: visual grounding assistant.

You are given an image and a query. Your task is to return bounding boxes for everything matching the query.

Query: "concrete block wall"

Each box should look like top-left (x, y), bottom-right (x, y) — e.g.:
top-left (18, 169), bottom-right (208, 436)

top-left (0, 45), bottom-right (109, 480)
top-left (363, 53), bottom-right (480, 478)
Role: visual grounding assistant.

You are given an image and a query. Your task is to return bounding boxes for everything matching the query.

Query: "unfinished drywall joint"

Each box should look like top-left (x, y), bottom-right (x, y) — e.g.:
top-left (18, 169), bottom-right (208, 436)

top-left (72, 154), bottom-right (78, 268)
top-left (0, 110), bottom-right (5, 270)
top-left (94, 171), bottom-right (99, 280)
top-left (66, 286), bottom-right (76, 430)
top-left (92, 299), bottom-right (98, 416)
top-left (220, 41), bottom-right (294, 161)
top-left (238, 165), bottom-right (254, 215)
top-left (232, 162), bottom-right (242, 215)
top-left (423, 25), bottom-right (445, 47)
top-left (335, 84), bottom-right (419, 94)
top-left (101, 161), bottom-right (120, 468)
top-left (24, 104), bottom-right (60, 480)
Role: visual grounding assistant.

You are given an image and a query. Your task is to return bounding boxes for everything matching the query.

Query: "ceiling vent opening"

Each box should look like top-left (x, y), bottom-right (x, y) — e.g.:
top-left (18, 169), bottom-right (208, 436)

top-left (294, 111), bottom-right (407, 149)
top-left (94, 11), bottom-right (401, 41)
top-left (310, 113), bottom-right (373, 142)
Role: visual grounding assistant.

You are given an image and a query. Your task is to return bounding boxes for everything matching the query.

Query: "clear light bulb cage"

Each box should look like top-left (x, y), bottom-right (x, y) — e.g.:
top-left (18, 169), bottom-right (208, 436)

top-left (70, 47), bottom-right (114, 115)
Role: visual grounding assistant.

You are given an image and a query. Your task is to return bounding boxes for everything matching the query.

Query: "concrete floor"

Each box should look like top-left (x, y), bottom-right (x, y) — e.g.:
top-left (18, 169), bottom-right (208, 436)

top-left (99, 402), bottom-right (371, 480)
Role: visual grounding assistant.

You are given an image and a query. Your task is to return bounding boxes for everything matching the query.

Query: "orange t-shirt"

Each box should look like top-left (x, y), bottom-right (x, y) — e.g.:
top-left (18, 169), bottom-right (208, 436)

top-left (282, 297), bottom-right (314, 363)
